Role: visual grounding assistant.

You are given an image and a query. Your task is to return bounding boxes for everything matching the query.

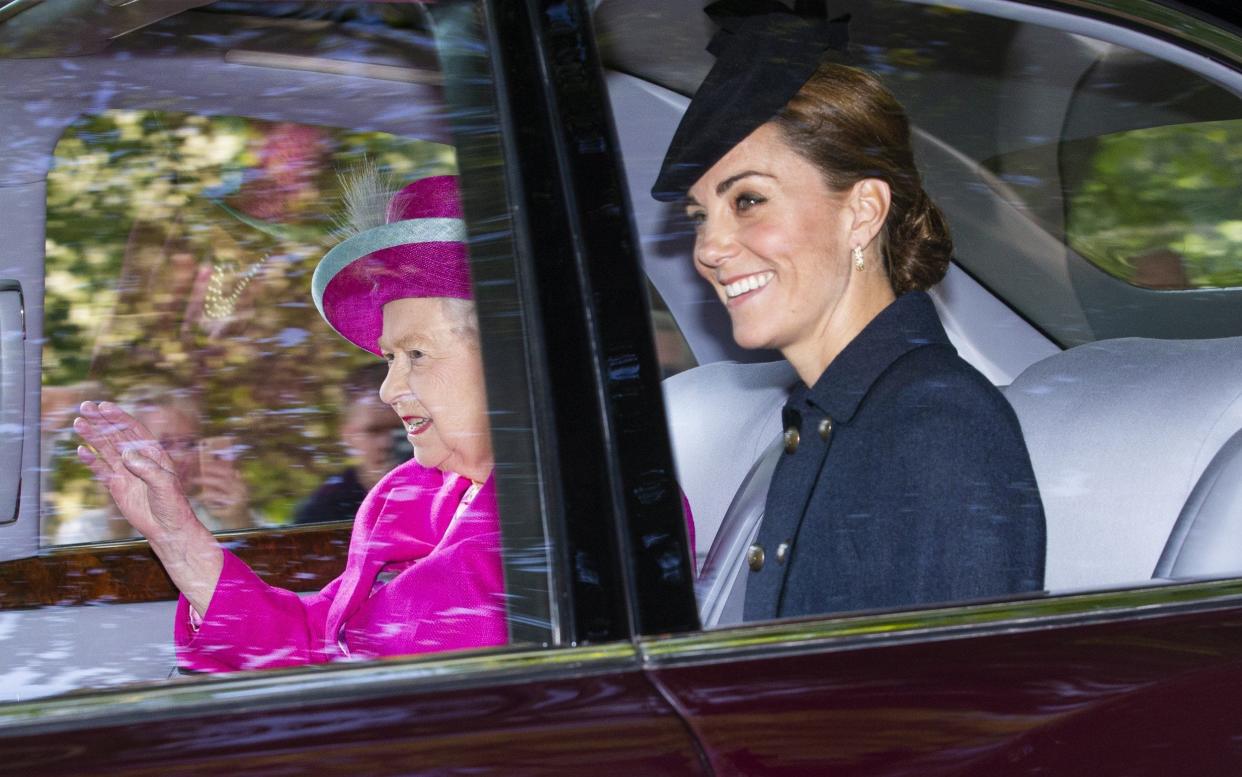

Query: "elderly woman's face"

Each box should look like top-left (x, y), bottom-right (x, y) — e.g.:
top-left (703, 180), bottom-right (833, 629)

top-left (378, 298), bottom-right (492, 482)
top-left (685, 123), bottom-right (855, 354)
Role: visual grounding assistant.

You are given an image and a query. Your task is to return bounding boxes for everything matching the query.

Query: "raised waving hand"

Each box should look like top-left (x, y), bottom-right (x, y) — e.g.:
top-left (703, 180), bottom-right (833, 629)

top-left (75, 401), bottom-right (222, 614)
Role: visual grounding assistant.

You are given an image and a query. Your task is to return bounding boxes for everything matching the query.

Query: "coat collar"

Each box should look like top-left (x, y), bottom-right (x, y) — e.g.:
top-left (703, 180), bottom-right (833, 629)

top-left (790, 291), bottom-right (952, 423)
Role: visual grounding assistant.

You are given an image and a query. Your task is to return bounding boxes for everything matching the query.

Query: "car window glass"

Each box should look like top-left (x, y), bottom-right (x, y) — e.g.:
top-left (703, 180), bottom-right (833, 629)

top-left (856, 3), bottom-right (1242, 346)
top-left (594, 0), bottom-right (1242, 632)
top-left (648, 282), bottom-right (696, 380)
top-left (41, 112), bottom-right (433, 544)
top-left (984, 119), bottom-right (1242, 292)
top-left (0, 0), bottom-right (557, 702)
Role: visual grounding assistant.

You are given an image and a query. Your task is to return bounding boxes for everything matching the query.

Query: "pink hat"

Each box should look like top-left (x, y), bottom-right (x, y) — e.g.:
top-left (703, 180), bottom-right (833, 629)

top-left (311, 175), bottom-right (472, 355)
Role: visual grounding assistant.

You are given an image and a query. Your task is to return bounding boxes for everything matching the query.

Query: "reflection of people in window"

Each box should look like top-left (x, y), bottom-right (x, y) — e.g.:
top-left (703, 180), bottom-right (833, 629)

top-left (54, 387), bottom-right (255, 544)
top-left (653, 6), bottom-right (1045, 619)
top-left (78, 174), bottom-right (694, 671)
top-left (77, 176), bottom-right (504, 668)
top-left (293, 362), bottom-right (406, 525)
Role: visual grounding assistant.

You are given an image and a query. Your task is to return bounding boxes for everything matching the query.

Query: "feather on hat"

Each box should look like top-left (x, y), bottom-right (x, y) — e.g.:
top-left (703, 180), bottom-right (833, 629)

top-left (312, 171), bottom-right (472, 356)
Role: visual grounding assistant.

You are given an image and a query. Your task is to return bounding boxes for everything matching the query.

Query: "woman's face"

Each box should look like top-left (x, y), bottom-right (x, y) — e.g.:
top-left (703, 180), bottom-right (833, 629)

top-left (685, 123), bottom-right (855, 354)
top-left (378, 297), bottom-right (492, 482)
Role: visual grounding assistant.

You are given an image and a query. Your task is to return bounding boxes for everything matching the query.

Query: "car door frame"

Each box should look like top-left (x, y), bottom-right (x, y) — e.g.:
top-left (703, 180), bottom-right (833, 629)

top-left (630, 0), bottom-right (1242, 772)
top-left (0, 0), bottom-right (701, 769)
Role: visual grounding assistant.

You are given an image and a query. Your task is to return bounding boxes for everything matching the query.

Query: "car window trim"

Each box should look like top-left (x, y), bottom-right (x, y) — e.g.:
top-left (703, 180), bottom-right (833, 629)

top-left (640, 577), bottom-right (1242, 666)
top-left (905, 0), bottom-right (1242, 83)
top-left (0, 523), bottom-right (351, 609)
top-left (0, 640), bottom-right (638, 738)
top-left (429, 0), bottom-right (562, 648)
top-left (483, 0), bottom-right (700, 643)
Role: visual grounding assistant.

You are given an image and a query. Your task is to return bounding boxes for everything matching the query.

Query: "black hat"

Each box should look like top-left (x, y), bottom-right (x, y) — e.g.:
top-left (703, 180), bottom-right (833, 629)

top-left (651, 1), bottom-right (850, 202)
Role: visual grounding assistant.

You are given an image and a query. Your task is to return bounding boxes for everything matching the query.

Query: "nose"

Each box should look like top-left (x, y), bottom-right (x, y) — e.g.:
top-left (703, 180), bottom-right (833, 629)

top-left (378, 358), bottom-right (408, 406)
top-left (694, 218), bottom-right (736, 271)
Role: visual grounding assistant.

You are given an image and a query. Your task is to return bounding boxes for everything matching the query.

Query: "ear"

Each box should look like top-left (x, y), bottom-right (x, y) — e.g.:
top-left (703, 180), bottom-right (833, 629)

top-left (845, 178), bottom-right (891, 249)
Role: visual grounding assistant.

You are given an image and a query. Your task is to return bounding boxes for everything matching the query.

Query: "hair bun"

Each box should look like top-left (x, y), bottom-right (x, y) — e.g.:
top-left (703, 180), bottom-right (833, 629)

top-left (886, 189), bottom-right (952, 296)
top-left (774, 62), bottom-right (953, 296)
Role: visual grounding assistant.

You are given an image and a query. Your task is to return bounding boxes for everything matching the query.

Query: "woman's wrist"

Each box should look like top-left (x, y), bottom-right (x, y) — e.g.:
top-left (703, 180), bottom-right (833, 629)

top-left (148, 522), bottom-right (224, 617)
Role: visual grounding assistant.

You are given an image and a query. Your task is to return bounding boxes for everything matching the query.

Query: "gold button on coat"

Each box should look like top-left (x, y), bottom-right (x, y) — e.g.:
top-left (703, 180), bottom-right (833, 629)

top-left (776, 542), bottom-right (790, 564)
top-left (783, 426), bottom-right (800, 454)
top-left (747, 543), bottom-right (765, 572)
top-left (818, 417), bottom-right (834, 441)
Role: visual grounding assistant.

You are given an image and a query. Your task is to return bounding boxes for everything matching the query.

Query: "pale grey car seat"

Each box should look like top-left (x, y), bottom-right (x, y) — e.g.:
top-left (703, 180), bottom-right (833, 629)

top-left (1004, 337), bottom-right (1242, 591)
top-left (1154, 427), bottom-right (1242, 579)
top-left (662, 360), bottom-right (794, 606)
top-left (672, 336), bottom-right (1242, 624)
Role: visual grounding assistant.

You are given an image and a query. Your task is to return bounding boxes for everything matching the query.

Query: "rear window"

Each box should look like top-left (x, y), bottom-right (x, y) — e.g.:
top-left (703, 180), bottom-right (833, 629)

top-left (985, 119), bottom-right (1242, 292)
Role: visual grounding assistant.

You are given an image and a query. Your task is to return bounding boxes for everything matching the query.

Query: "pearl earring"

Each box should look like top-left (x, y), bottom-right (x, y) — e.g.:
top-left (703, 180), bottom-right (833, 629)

top-left (852, 246), bottom-right (865, 271)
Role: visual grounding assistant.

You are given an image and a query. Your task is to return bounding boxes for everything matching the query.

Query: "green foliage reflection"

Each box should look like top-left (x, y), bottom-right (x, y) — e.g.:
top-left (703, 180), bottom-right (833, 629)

top-left (1069, 120), bottom-right (1242, 290)
top-left (42, 110), bottom-right (455, 540)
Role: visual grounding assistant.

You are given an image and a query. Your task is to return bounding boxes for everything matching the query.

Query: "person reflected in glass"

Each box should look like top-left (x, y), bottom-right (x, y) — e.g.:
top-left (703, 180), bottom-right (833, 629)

top-left (652, 4), bottom-right (1045, 620)
top-left (55, 386), bottom-right (254, 544)
top-left (293, 362), bottom-right (407, 525)
top-left (75, 175), bottom-right (510, 670)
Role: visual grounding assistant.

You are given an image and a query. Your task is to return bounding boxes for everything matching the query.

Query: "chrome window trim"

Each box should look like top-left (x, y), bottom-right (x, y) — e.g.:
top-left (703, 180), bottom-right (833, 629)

top-left (640, 578), bottom-right (1242, 666)
top-left (0, 0), bottom-right (44, 27)
top-left (0, 642), bottom-right (637, 737)
top-left (903, 0), bottom-right (1242, 85)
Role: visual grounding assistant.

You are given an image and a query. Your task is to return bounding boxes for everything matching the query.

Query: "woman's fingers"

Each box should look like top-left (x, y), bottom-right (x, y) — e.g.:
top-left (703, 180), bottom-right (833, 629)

top-left (80, 401), bottom-right (178, 472)
top-left (120, 445), bottom-right (177, 485)
top-left (78, 401), bottom-right (134, 459)
top-left (99, 402), bottom-right (180, 471)
top-left (73, 414), bottom-right (123, 471)
top-left (76, 444), bottom-right (113, 484)
top-left (96, 401), bottom-right (150, 448)
top-left (121, 447), bottom-right (199, 536)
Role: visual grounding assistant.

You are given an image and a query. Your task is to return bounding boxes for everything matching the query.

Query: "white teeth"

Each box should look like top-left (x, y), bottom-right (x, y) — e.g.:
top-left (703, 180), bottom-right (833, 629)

top-left (406, 418), bottom-right (429, 432)
top-left (724, 272), bottom-right (774, 299)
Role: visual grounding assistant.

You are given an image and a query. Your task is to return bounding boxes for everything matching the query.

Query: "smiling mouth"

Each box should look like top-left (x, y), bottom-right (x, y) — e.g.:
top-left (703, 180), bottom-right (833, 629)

top-left (723, 271), bottom-right (774, 300)
top-left (403, 416), bottom-right (432, 436)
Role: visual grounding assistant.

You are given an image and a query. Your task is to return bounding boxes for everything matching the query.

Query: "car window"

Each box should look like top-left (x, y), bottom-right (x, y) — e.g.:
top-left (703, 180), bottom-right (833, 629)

top-left (868, 2), bottom-right (1242, 347)
top-left (40, 111), bottom-right (428, 544)
top-left (984, 119), bottom-right (1242, 292)
top-left (648, 282), bottom-right (696, 380)
top-left (0, 0), bottom-right (560, 701)
top-left (595, 0), bottom-right (1242, 631)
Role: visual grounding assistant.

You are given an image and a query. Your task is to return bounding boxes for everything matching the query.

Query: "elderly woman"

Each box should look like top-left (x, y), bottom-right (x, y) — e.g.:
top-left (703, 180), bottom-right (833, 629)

top-left (74, 175), bottom-right (507, 671)
top-left (653, 6), bottom-right (1045, 620)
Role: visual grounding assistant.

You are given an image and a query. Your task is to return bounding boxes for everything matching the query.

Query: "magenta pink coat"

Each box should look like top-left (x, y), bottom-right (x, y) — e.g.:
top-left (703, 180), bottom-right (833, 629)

top-left (175, 460), bottom-right (507, 672)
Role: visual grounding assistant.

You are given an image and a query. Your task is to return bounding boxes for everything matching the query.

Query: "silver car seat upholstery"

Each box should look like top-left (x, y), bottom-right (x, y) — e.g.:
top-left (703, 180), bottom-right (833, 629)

top-left (671, 336), bottom-right (1242, 625)
top-left (1004, 336), bottom-right (1242, 591)
top-left (1154, 427), bottom-right (1242, 580)
top-left (662, 359), bottom-right (795, 573)
top-left (695, 437), bottom-right (783, 627)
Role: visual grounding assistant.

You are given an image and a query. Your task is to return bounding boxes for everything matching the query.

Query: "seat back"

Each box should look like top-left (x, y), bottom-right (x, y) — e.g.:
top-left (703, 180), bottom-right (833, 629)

top-left (1004, 337), bottom-right (1242, 591)
top-left (1154, 427), bottom-right (1242, 580)
top-left (695, 437), bottom-right (782, 627)
top-left (662, 359), bottom-right (795, 569)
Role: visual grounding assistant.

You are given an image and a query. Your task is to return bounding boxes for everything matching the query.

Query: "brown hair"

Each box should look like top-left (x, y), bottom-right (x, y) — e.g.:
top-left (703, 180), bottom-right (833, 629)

top-left (774, 62), bottom-right (952, 295)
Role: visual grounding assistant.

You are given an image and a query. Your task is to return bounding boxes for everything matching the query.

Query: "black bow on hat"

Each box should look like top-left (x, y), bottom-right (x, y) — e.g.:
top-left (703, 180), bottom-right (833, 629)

top-left (651, 0), bottom-right (851, 202)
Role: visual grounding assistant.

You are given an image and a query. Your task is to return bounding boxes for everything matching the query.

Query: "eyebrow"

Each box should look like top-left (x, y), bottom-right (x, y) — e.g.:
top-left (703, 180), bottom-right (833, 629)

top-left (378, 329), bottom-right (435, 353)
top-left (716, 170), bottom-right (775, 196)
top-left (375, 335), bottom-right (406, 352)
top-left (684, 170), bottom-right (777, 207)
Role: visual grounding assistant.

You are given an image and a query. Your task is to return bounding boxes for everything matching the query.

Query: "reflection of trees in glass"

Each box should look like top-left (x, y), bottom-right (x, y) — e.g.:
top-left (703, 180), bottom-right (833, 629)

top-left (43, 110), bottom-right (454, 531)
top-left (1068, 120), bottom-right (1242, 290)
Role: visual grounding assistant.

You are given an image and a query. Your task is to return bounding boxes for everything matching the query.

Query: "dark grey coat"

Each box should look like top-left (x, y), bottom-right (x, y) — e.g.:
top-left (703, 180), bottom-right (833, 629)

top-left (743, 291), bottom-right (1046, 621)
